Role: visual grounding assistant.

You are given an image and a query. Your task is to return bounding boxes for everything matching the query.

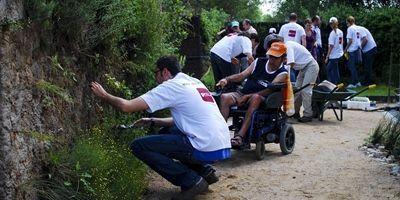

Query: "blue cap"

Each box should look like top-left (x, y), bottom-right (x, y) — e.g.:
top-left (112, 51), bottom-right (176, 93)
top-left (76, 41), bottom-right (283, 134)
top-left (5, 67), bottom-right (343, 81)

top-left (231, 21), bottom-right (239, 27)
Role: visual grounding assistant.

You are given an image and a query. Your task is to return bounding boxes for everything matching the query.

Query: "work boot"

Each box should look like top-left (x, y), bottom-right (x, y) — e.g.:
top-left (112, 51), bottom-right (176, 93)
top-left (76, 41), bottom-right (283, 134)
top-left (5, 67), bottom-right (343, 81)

top-left (298, 116), bottom-right (312, 123)
top-left (172, 178), bottom-right (209, 200)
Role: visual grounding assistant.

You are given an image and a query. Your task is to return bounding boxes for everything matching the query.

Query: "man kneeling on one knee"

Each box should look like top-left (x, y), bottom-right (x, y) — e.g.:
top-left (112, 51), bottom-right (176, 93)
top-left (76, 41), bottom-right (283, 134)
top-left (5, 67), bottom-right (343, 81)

top-left (217, 42), bottom-right (288, 147)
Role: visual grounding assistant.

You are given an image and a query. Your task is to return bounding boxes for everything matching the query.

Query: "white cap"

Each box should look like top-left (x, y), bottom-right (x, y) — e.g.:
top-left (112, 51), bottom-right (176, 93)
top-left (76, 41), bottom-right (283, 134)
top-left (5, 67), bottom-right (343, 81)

top-left (269, 28), bottom-right (276, 34)
top-left (329, 17), bottom-right (338, 23)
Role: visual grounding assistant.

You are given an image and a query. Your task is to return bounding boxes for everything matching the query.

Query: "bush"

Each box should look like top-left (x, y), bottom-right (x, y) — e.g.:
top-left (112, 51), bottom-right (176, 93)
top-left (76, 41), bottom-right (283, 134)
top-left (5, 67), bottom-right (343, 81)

top-left (200, 8), bottom-right (229, 50)
top-left (32, 118), bottom-right (148, 200)
top-left (370, 113), bottom-right (400, 159)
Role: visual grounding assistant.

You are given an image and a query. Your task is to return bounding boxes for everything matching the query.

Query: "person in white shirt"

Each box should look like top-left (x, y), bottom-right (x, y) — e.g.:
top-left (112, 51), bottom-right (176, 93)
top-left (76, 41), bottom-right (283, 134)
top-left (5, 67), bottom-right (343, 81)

top-left (210, 32), bottom-right (254, 91)
top-left (344, 16), bottom-right (362, 88)
top-left (242, 19), bottom-right (258, 34)
top-left (358, 25), bottom-right (377, 85)
top-left (90, 56), bottom-right (231, 199)
top-left (278, 13), bottom-right (306, 47)
top-left (264, 34), bottom-right (319, 122)
top-left (312, 15), bottom-right (325, 81)
top-left (325, 17), bottom-right (344, 84)
top-left (285, 40), bottom-right (319, 122)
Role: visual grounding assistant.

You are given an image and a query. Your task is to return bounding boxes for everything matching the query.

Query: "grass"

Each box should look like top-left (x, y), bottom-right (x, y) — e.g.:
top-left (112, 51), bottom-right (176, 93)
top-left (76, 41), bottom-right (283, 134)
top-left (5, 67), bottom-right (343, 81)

top-left (352, 84), bottom-right (397, 97)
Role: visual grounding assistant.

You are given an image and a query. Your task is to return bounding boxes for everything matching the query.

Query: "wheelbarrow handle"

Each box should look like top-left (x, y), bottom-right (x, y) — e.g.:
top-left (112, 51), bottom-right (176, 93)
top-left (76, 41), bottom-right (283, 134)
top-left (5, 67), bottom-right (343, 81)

top-left (345, 84), bottom-right (376, 100)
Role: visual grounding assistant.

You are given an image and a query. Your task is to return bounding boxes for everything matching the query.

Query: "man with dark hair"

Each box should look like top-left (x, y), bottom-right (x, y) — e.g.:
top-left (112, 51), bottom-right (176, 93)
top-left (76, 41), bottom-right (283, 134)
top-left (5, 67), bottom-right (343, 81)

top-left (242, 19), bottom-right (257, 34)
top-left (90, 56), bottom-right (231, 199)
top-left (279, 13), bottom-right (306, 47)
top-left (217, 42), bottom-right (288, 147)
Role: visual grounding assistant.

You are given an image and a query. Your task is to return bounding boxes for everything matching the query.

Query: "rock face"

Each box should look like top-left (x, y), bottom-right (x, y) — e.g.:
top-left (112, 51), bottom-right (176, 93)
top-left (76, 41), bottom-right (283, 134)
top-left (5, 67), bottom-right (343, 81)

top-left (0, 1), bottom-right (94, 199)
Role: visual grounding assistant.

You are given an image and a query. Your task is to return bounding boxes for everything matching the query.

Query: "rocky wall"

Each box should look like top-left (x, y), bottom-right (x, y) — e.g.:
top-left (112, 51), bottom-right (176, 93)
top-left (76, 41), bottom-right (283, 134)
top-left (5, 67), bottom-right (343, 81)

top-left (0, 1), bottom-right (93, 199)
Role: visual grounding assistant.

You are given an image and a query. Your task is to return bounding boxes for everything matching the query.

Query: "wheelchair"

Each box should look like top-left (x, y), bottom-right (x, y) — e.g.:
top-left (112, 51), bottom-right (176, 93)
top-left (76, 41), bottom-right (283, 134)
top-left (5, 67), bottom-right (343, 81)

top-left (215, 83), bottom-right (295, 160)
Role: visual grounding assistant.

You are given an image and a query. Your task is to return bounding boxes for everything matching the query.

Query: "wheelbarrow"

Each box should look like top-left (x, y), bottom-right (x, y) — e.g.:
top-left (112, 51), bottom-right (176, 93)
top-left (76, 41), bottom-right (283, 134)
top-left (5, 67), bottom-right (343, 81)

top-left (312, 82), bottom-right (376, 121)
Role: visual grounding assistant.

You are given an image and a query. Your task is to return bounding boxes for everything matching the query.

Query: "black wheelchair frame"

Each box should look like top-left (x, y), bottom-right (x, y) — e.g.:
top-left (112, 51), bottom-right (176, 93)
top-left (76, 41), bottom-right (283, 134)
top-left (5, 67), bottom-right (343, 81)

top-left (216, 83), bottom-right (296, 160)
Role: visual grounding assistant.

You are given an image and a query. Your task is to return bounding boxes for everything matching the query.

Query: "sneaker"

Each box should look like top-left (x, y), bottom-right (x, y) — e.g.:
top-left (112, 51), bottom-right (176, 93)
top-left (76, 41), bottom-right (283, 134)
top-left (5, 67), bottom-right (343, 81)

top-left (356, 82), bottom-right (362, 87)
top-left (202, 170), bottom-right (219, 185)
top-left (173, 178), bottom-right (209, 200)
top-left (346, 84), bottom-right (356, 89)
top-left (298, 116), bottom-right (312, 123)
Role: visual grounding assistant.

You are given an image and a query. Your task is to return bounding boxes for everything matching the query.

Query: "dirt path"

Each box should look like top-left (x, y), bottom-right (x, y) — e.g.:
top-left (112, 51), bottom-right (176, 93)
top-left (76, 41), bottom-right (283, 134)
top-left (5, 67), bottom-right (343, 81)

top-left (143, 110), bottom-right (400, 200)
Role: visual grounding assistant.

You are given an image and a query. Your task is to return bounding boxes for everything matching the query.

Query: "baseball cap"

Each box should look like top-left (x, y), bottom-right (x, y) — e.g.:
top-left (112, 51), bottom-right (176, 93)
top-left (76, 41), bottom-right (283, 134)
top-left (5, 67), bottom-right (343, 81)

top-left (231, 21), bottom-right (239, 27)
top-left (263, 34), bottom-right (284, 50)
top-left (269, 28), bottom-right (276, 34)
top-left (267, 42), bottom-right (287, 57)
top-left (329, 17), bottom-right (338, 23)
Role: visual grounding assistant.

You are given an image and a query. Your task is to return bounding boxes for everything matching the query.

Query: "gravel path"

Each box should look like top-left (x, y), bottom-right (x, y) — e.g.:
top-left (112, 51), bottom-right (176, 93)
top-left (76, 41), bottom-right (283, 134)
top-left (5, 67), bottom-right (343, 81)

top-left (143, 109), bottom-right (400, 200)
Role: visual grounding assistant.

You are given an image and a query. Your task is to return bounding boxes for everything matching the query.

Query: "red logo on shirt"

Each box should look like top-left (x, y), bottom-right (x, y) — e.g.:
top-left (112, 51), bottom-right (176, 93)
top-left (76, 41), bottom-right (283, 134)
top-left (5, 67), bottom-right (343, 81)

top-left (339, 37), bottom-right (343, 44)
top-left (288, 30), bottom-right (296, 37)
top-left (196, 88), bottom-right (214, 103)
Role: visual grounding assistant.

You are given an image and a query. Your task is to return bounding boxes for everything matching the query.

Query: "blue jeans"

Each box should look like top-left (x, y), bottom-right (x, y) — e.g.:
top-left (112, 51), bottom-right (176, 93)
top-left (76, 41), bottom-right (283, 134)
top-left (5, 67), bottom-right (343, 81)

top-left (362, 47), bottom-right (377, 85)
top-left (130, 127), bottom-right (213, 190)
top-left (348, 50), bottom-right (361, 85)
top-left (327, 58), bottom-right (340, 84)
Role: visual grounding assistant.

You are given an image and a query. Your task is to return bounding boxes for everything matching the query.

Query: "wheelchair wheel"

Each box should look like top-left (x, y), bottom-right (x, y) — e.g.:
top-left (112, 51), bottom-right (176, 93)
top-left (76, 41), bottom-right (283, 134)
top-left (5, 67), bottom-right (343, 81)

top-left (255, 140), bottom-right (265, 160)
top-left (279, 124), bottom-right (295, 155)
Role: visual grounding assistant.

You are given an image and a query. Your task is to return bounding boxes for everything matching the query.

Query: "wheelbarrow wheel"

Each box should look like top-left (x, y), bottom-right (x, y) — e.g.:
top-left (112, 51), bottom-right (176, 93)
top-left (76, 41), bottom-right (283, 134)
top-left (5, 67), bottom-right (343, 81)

top-left (255, 140), bottom-right (265, 160)
top-left (280, 124), bottom-right (295, 155)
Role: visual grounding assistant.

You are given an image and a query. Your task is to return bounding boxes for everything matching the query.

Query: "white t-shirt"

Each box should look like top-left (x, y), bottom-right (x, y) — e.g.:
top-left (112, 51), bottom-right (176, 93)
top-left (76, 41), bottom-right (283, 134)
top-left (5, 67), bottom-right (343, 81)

top-left (285, 41), bottom-right (314, 70)
top-left (312, 25), bottom-right (322, 47)
top-left (210, 34), bottom-right (252, 62)
top-left (246, 26), bottom-right (258, 34)
top-left (358, 26), bottom-right (377, 53)
top-left (346, 25), bottom-right (361, 52)
top-left (278, 22), bottom-right (306, 44)
top-left (328, 29), bottom-right (344, 59)
top-left (140, 73), bottom-right (231, 152)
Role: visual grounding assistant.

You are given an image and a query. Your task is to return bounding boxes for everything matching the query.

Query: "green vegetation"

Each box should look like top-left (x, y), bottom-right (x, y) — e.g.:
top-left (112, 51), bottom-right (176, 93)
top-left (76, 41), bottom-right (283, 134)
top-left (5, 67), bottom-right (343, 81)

top-left (23, 0), bottom-right (193, 198)
top-left (36, 80), bottom-right (74, 104)
top-left (353, 85), bottom-right (397, 97)
top-left (369, 114), bottom-right (400, 159)
top-left (31, 123), bottom-right (147, 200)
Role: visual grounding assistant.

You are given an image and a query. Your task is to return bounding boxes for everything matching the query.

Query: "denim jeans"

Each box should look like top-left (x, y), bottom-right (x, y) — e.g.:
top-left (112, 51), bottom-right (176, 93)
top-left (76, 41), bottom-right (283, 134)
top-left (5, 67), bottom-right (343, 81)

top-left (130, 127), bottom-right (213, 190)
top-left (326, 58), bottom-right (340, 84)
top-left (348, 50), bottom-right (361, 85)
top-left (362, 47), bottom-right (377, 85)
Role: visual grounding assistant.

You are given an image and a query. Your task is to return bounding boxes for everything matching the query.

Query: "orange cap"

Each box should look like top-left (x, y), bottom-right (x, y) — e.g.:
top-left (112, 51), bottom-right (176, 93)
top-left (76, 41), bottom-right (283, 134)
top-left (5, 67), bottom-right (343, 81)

top-left (267, 42), bottom-right (287, 57)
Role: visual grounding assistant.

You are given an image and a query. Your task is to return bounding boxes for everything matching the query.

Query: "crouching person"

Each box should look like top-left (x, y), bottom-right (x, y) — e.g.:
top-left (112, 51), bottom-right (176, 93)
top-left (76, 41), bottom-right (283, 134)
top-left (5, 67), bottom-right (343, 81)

top-left (217, 42), bottom-right (288, 148)
top-left (90, 56), bottom-right (231, 200)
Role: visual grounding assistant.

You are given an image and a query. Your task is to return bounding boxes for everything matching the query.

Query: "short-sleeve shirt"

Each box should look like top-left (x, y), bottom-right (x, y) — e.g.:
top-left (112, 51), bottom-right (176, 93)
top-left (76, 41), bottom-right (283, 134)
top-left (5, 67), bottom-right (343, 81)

top-left (278, 22), bottom-right (306, 44)
top-left (358, 26), bottom-right (377, 53)
top-left (285, 41), bottom-right (314, 70)
top-left (140, 73), bottom-right (231, 153)
top-left (328, 29), bottom-right (344, 59)
top-left (211, 34), bottom-right (252, 62)
top-left (346, 25), bottom-right (361, 52)
top-left (312, 25), bottom-right (322, 47)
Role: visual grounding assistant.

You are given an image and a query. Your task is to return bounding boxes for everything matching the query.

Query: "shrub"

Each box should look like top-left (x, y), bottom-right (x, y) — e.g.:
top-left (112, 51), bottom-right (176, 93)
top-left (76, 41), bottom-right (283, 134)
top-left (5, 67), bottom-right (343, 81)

top-left (370, 112), bottom-right (400, 159)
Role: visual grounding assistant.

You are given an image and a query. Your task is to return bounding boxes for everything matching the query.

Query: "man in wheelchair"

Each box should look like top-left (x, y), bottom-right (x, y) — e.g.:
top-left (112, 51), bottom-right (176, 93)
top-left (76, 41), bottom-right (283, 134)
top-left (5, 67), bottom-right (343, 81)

top-left (216, 42), bottom-right (289, 148)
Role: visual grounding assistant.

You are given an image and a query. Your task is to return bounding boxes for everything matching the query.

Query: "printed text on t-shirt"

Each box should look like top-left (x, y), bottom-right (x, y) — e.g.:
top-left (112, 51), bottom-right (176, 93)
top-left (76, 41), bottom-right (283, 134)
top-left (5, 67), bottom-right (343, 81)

top-left (196, 88), bottom-right (214, 103)
top-left (288, 30), bottom-right (296, 37)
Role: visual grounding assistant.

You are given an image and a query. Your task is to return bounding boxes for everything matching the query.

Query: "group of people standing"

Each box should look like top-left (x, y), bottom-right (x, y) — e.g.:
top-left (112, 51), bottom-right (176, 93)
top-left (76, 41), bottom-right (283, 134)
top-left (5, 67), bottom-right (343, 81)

top-left (210, 13), bottom-right (377, 123)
